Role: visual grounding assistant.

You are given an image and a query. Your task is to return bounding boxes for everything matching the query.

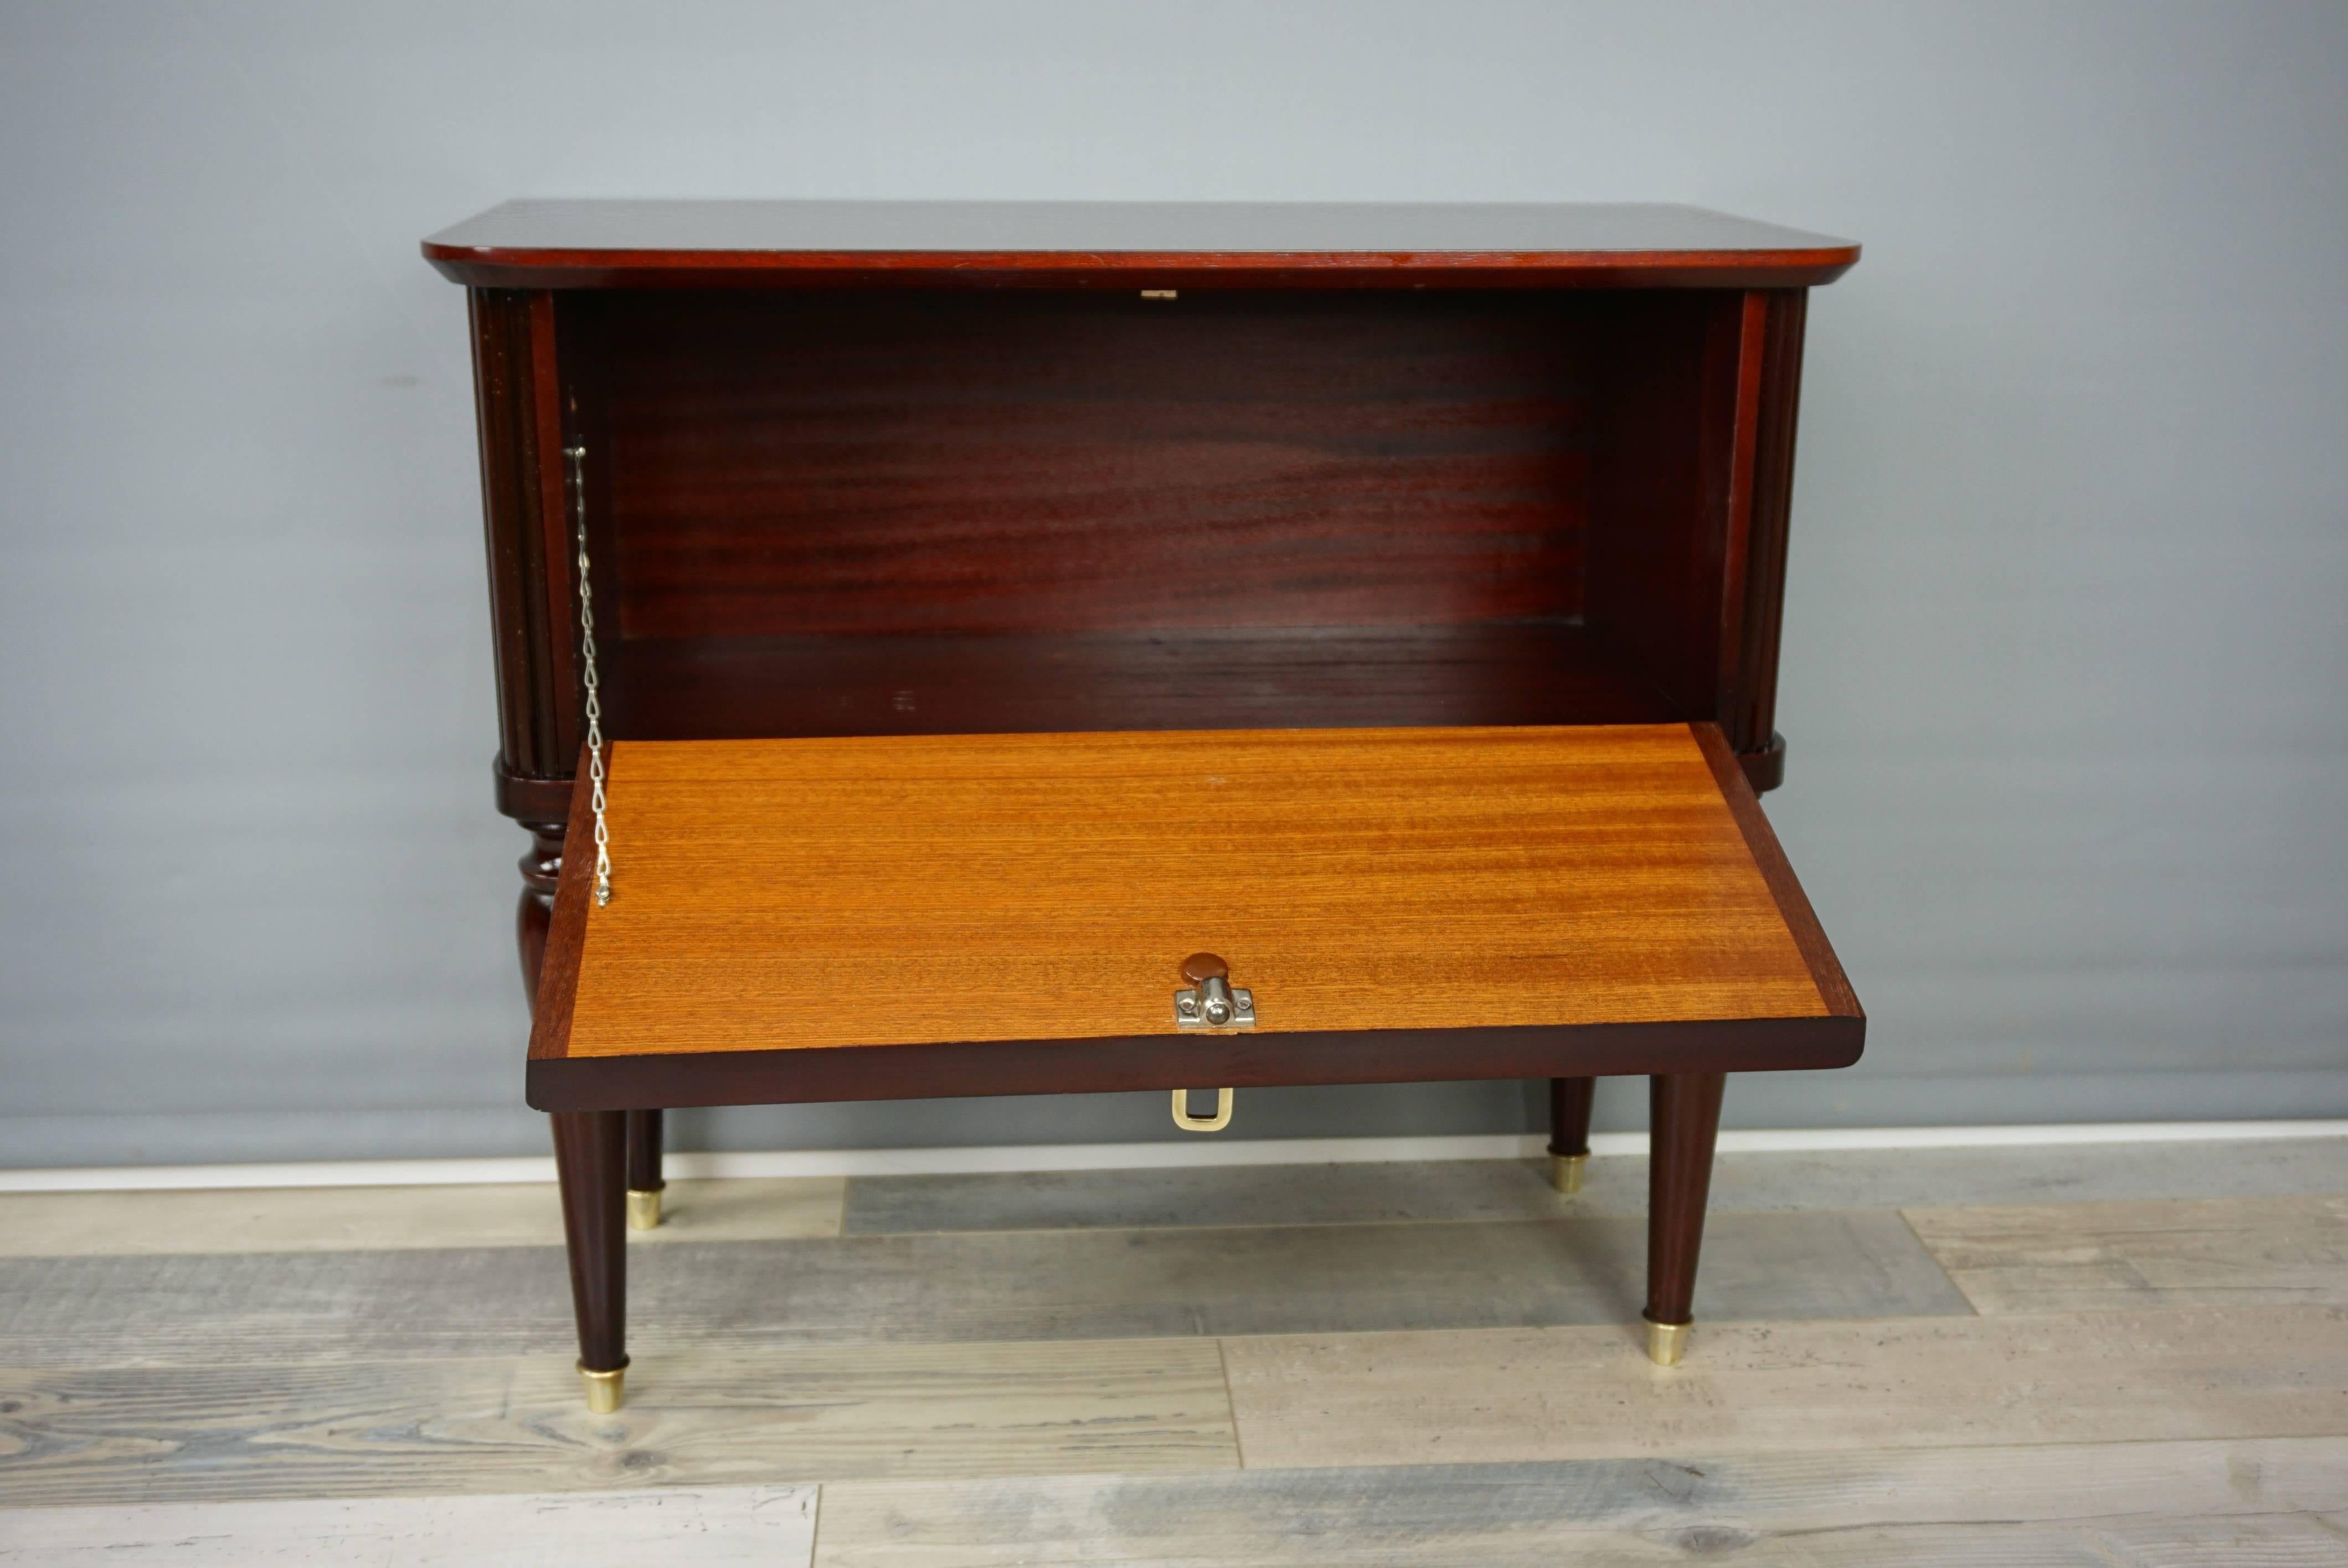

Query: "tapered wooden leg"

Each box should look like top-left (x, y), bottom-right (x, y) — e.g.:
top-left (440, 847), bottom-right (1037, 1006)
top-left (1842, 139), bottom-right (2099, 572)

top-left (625, 1109), bottom-right (666, 1230)
top-left (1546, 1076), bottom-right (1596, 1193)
top-left (1644, 1071), bottom-right (1726, 1365)
top-left (551, 1109), bottom-right (628, 1410)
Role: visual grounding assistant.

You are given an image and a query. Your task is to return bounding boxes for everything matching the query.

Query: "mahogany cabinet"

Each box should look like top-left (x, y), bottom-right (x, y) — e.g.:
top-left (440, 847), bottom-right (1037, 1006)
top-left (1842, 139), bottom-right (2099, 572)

top-left (425, 200), bottom-right (1863, 1410)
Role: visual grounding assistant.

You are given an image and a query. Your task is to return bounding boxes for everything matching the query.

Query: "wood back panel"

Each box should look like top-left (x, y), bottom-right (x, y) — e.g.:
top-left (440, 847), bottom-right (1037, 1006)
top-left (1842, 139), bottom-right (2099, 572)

top-left (536, 724), bottom-right (1830, 1064)
top-left (587, 290), bottom-right (1594, 639)
top-left (599, 622), bottom-right (1676, 742)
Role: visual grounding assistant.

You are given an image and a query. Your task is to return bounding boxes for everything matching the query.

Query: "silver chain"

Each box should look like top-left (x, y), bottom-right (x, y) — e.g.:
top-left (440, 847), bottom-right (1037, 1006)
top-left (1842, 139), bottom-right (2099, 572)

top-left (566, 443), bottom-right (613, 907)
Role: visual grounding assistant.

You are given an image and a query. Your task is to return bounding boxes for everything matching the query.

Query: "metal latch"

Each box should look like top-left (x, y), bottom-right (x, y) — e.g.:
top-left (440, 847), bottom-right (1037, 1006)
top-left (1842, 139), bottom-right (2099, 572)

top-left (1171, 953), bottom-right (1247, 1132)
top-left (1174, 952), bottom-right (1254, 1029)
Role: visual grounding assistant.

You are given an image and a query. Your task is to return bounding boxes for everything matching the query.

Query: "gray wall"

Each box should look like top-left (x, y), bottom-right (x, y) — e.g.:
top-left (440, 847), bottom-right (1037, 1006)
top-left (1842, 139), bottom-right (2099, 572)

top-left (4, 2), bottom-right (2344, 1167)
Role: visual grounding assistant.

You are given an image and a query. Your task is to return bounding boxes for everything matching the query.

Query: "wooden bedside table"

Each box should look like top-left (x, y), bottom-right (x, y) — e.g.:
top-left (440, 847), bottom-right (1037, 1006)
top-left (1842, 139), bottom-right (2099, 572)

top-left (424, 200), bottom-right (1863, 1409)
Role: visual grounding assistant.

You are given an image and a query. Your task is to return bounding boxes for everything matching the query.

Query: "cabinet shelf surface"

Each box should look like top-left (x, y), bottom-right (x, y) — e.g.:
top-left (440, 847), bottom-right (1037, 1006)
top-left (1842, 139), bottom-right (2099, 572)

top-left (528, 722), bottom-right (1860, 1110)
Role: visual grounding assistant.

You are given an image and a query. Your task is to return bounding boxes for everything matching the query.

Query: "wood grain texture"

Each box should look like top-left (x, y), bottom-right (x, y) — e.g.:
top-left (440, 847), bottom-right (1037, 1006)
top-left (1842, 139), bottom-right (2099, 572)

top-left (840, 1138), bottom-right (2348, 1234)
top-left (540, 724), bottom-right (1830, 1067)
top-left (0, 1485), bottom-right (817, 1565)
top-left (1714, 293), bottom-right (1769, 696)
top-left (528, 742), bottom-right (596, 1051)
top-left (1907, 1195), bottom-right (2348, 1314)
top-left (1726, 289), bottom-right (1812, 761)
top-left (1221, 1306), bottom-right (2348, 1471)
top-left (842, 1159), bottom-right (1582, 1235)
top-left (466, 288), bottom-right (568, 786)
top-left (1694, 721), bottom-right (1861, 1015)
top-left (604, 623), bottom-right (1678, 744)
top-left (0, 1247), bottom-right (581, 1367)
top-left (11, 1159), bottom-right (2348, 1544)
top-left (1584, 291), bottom-right (1744, 721)
top-left (423, 200), bottom-right (1860, 289)
top-left (0, 1210), bottom-right (1964, 1369)
top-left (820, 1509), bottom-right (2348, 1568)
top-left (526, 292), bottom-right (580, 770)
top-left (0, 1339), bottom-right (1237, 1508)
top-left (811, 1438), bottom-right (2348, 1567)
top-left (1796, 1515), bottom-right (2348, 1566)
top-left (594, 290), bottom-right (1594, 641)
top-left (0, 1178), bottom-right (841, 1258)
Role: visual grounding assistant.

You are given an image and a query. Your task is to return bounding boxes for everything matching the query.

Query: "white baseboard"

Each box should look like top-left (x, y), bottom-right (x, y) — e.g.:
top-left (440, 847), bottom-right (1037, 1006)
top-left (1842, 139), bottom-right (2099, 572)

top-left (1, 1120), bottom-right (2342, 1193)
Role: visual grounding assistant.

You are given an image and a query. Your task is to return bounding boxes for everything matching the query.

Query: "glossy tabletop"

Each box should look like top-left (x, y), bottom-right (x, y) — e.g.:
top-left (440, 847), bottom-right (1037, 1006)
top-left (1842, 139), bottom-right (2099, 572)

top-left (425, 200), bottom-right (1858, 288)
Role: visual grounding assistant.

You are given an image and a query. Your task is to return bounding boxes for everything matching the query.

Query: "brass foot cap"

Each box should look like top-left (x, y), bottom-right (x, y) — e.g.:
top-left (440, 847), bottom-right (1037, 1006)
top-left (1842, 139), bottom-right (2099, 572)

top-left (578, 1360), bottom-right (626, 1414)
top-left (580, 1361), bottom-right (629, 1408)
top-left (626, 1188), bottom-right (664, 1231)
top-left (1644, 1317), bottom-right (1690, 1366)
top-left (1547, 1151), bottom-right (1588, 1195)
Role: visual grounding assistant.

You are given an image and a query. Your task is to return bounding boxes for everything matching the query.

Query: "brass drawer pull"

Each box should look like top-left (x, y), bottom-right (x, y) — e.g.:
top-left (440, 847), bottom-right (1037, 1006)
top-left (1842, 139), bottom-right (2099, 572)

top-left (1171, 1087), bottom-right (1234, 1132)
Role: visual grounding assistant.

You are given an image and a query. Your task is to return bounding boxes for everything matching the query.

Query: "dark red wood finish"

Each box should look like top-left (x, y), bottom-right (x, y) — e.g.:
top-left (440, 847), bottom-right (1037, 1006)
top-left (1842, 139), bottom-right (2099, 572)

top-left (529, 1016), bottom-right (1861, 1113)
top-left (590, 290), bottom-right (1593, 640)
top-left (468, 290), bottom-right (575, 786)
top-left (424, 200), bottom-right (1858, 291)
top-left (439, 202), bottom-right (1860, 1388)
top-left (516, 820), bottom-right (563, 1008)
top-left (1727, 291), bottom-right (1813, 766)
top-left (604, 624), bottom-right (1672, 741)
top-left (1645, 1072), bottom-right (1729, 1329)
top-left (625, 1110), bottom-right (663, 1196)
top-left (1585, 293), bottom-right (1742, 721)
top-left (476, 283), bottom-right (1817, 867)
top-left (1548, 1076), bottom-right (1597, 1160)
top-left (498, 282), bottom-right (1811, 777)
top-left (549, 1108), bottom-right (627, 1375)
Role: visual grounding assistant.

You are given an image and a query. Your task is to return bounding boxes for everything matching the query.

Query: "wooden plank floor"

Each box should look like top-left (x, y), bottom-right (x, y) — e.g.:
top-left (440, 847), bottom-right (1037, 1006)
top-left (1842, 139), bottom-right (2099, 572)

top-left (6, 1487), bottom-right (819, 1565)
top-left (2, 1137), bottom-right (2344, 1565)
top-left (0, 1178), bottom-right (843, 1258)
